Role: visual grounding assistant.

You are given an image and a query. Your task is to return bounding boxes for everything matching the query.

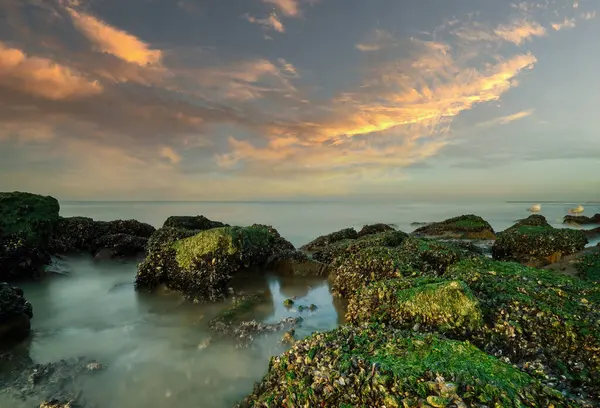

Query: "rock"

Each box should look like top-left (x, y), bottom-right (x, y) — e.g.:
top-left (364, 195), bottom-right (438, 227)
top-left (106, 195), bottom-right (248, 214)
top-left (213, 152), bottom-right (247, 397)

top-left (584, 226), bottom-right (600, 240)
top-left (356, 223), bottom-right (395, 237)
top-left (564, 214), bottom-right (600, 225)
top-left (346, 280), bottom-right (484, 335)
top-left (412, 214), bottom-right (496, 239)
top-left (300, 228), bottom-right (358, 252)
top-left (0, 283), bottom-right (33, 346)
top-left (162, 215), bottom-right (228, 230)
top-left (91, 233), bottom-right (148, 259)
top-left (266, 250), bottom-right (329, 277)
top-left (501, 214), bottom-right (551, 235)
top-left (236, 326), bottom-right (568, 407)
top-left (283, 298), bottom-right (294, 307)
top-left (0, 192), bottom-right (60, 280)
top-left (492, 225), bottom-right (588, 267)
top-left (135, 225), bottom-right (286, 301)
top-left (40, 399), bottom-right (78, 408)
top-left (208, 292), bottom-right (272, 329)
top-left (572, 250), bottom-right (600, 282)
top-left (49, 217), bottom-right (155, 254)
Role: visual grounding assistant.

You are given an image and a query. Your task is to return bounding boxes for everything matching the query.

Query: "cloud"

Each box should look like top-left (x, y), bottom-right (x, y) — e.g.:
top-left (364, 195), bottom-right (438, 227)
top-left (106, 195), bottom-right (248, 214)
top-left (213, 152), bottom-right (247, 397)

top-left (473, 109), bottom-right (534, 128)
top-left (262, 0), bottom-right (300, 17)
top-left (582, 11), bottom-right (596, 20)
top-left (552, 17), bottom-right (577, 30)
top-left (244, 12), bottom-right (285, 33)
top-left (159, 146), bottom-right (182, 164)
top-left (64, 6), bottom-right (162, 66)
top-left (355, 29), bottom-right (397, 52)
top-left (493, 19), bottom-right (547, 44)
top-left (0, 41), bottom-right (102, 100)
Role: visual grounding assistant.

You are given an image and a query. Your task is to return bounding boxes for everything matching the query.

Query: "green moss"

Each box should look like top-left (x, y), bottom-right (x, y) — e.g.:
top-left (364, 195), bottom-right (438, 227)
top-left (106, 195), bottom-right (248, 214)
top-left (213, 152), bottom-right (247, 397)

top-left (172, 226), bottom-right (273, 269)
top-left (238, 326), bottom-right (568, 407)
top-left (574, 252), bottom-right (600, 282)
top-left (347, 280), bottom-right (484, 334)
top-left (283, 298), bottom-right (294, 307)
top-left (0, 191), bottom-right (60, 245)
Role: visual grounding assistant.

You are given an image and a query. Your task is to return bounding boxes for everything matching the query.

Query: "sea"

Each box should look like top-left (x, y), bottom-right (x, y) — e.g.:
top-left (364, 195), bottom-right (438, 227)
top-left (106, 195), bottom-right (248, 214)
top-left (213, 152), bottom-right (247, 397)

top-left (1, 200), bottom-right (598, 408)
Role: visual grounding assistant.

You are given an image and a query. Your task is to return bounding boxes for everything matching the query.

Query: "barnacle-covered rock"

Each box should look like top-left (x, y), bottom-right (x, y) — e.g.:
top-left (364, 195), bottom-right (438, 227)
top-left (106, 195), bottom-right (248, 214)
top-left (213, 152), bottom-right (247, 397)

top-left (573, 250), bottom-right (600, 282)
top-left (412, 214), bottom-right (496, 239)
top-left (236, 325), bottom-right (568, 407)
top-left (162, 215), bottom-right (228, 230)
top-left (564, 214), bottom-right (600, 225)
top-left (300, 227), bottom-right (358, 252)
top-left (492, 225), bottom-right (587, 267)
top-left (135, 226), bottom-right (283, 301)
top-left (49, 217), bottom-right (155, 255)
top-left (357, 223), bottom-right (395, 237)
top-left (347, 280), bottom-right (484, 335)
top-left (394, 236), bottom-right (481, 274)
top-left (91, 233), bottom-right (148, 259)
top-left (502, 214), bottom-right (552, 235)
top-left (445, 257), bottom-right (600, 400)
top-left (0, 192), bottom-right (60, 280)
top-left (0, 283), bottom-right (33, 346)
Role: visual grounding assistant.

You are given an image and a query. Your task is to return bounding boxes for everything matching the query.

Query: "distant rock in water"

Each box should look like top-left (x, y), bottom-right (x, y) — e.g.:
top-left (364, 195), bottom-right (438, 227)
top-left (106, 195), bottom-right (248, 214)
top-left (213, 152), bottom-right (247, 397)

top-left (0, 282), bottom-right (33, 346)
top-left (162, 215), bottom-right (229, 231)
top-left (412, 214), bottom-right (496, 240)
top-left (0, 191), bottom-right (60, 280)
top-left (492, 219), bottom-right (588, 267)
top-left (300, 228), bottom-right (358, 252)
top-left (49, 217), bottom-right (156, 258)
top-left (563, 213), bottom-right (600, 225)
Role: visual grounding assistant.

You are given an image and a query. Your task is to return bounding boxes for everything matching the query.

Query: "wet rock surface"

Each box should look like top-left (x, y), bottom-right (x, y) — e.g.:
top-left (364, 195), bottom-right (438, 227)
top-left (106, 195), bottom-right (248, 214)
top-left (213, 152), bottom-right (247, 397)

top-left (412, 214), bottom-right (496, 239)
top-left (162, 215), bottom-right (229, 230)
top-left (564, 213), bottom-right (600, 225)
top-left (492, 222), bottom-right (588, 267)
top-left (91, 233), bottom-right (148, 259)
top-left (265, 249), bottom-right (329, 277)
top-left (236, 325), bottom-right (569, 408)
top-left (0, 283), bottom-right (33, 346)
top-left (0, 192), bottom-right (60, 281)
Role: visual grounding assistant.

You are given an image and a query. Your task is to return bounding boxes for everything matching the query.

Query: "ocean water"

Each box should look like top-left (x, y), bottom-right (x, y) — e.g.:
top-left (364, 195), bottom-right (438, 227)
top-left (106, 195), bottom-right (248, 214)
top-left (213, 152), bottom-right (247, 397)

top-left (1, 200), bottom-right (598, 408)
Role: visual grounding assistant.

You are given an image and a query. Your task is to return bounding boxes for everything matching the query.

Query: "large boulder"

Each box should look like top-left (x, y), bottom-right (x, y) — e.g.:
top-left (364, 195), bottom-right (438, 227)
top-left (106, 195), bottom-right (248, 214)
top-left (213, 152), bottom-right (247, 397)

top-left (492, 224), bottom-right (588, 267)
top-left (0, 192), bottom-right (60, 280)
top-left (346, 280), bottom-right (484, 336)
top-left (135, 225), bottom-right (286, 301)
top-left (0, 283), bottom-right (33, 346)
top-left (162, 215), bottom-right (228, 230)
top-left (564, 213), bottom-right (600, 225)
top-left (49, 217), bottom-right (155, 257)
top-left (412, 214), bottom-right (496, 239)
top-left (236, 326), bottom-right (567, 407)
top-left (501, 214), bottom-right (551, 235)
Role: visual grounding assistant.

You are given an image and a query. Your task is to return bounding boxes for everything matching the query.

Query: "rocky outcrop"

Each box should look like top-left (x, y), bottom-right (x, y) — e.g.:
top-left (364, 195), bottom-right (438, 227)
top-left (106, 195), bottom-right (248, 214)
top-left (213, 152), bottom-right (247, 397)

top-left (0, 283), bottom-right (33, 346)
top-left (356, 223), bottom-right (395, 237)
top-left (564, 213), bottom-right (600, 225)
top-left (492, 224), bottom-right (588, 267)
top-left (162, 215), bottom-right (229, 230)
top-left (300, 227), bottom-right (358, 252)
top-left (0, 192), bottom-right (60, 280)
top-left (135, 225), bottom-right (291, 301)
top-left (49, 217), bottom-right (155, 259)
top-left (412, 214), bottom-right (496, 239)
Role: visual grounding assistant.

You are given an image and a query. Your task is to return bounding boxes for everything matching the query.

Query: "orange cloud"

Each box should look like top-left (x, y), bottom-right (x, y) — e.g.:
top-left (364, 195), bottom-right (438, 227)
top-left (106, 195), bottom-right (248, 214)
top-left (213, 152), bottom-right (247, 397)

top-left (474, 109), bottom-right (534, 129)
top-left (65, 7), bottom-right (162, 66)
top-left (552, 18), bottom-right (577, 30)
top-left (493, 19), bottom-right (546, 44)
top-left (263, 0), bottom-right (300, 17)
top-left (245, 12), bottom-right (285, 33)
top-left (355, 29), bottom-right (397, 52)
top-left (0, 41), bottom-right (102, 100)
top-left (159, 146), bottom-right (182, 164)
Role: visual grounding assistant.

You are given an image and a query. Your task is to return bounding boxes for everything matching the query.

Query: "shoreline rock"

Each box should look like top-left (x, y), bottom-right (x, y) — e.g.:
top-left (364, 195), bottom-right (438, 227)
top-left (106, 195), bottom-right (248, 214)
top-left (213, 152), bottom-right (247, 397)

top-left (0, 283), bottom-right (33, 347)
top-left (564, 213), bottom-right (600, 225)
top-left (412, 214), bottom-right (496, 240)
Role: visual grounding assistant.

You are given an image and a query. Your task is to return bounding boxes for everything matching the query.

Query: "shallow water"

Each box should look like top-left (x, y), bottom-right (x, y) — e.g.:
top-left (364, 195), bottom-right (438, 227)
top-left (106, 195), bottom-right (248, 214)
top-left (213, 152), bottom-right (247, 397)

top-left (2, 200), bottom-right (599, 407)
top-left (1, 256), bottom-right (341, 408)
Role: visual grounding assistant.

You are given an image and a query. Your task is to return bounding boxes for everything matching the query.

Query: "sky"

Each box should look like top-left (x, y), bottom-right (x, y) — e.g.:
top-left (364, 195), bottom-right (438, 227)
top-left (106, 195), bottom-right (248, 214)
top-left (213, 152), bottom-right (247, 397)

top-left (0, 0), bottom-right (598, 201)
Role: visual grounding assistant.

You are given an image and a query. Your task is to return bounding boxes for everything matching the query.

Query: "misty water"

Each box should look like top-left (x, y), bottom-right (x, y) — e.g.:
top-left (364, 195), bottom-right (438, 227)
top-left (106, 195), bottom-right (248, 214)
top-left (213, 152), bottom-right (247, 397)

top-left (1, 201), bottom-right (599, 407)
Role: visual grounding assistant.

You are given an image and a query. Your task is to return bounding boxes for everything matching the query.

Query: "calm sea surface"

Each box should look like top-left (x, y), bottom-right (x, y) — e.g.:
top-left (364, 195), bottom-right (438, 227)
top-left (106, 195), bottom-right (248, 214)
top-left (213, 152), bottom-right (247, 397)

top-left (1, 201), bottom-right (598, 407)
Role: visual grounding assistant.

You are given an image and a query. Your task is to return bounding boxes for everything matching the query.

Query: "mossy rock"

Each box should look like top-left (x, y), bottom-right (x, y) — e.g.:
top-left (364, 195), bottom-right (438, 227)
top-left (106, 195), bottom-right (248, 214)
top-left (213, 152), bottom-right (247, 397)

top-left (564, 214), bottom-right (600, 225)
top-left (0, 192), bottom-right (60, 280)
top-left (500, 214), bottom-right (552, 236)
top-left (162, 215), bottom-right (229, 230)
top-left (492, 225), bottom-right (588, 267)
top-left (347, 280), bottom-right (484, 335)
top-left (135, 226), bottom-right (280, 301)
top-left (574, 251), bottom-right (600, 282)
top-left (445, 258), bottom-right (600, 399)
top-left (357, 223), bottom-right (395, 237)
top-left (395, 236), bottom-right (482, 274)
top-left (237, 325), bottom-right (568, 407)
top-left (300, 228), bottom-right (358, 252)
top-left (413, 214), bottom-right (496, 239)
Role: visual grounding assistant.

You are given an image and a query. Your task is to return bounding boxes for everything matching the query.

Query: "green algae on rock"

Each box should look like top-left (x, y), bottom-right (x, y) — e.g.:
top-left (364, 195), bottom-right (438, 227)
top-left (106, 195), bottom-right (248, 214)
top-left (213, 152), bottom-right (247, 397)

top-left (236, 325), bottom-right (568, 408)
top-left (0, 192), bottom-right (60, 280)
top-left (135, 225), bottom-right (285, 301)
top-left (346, 280), bottom-right (484, 335)
top-left (500, 214), bottom-right (552, 236)
top-left (492, 224), bottom-right (588, 267)
top-left (412, 214), bottom-right (496, 239)
top-left (445, 257), bottom-right (600, 400)
top-left (300, 228), bottom-right (358, 252)
top-left (574, 251), bottom-right (600, 282)
top-left (356, 223), bottom-right (395, 237)
top-left (563, 214), bottom-right (600, 225)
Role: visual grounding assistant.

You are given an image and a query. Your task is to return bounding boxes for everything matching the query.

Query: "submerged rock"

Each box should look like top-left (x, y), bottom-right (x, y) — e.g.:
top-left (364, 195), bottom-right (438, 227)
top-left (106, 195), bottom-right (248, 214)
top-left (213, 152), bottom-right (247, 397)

top-left (347, 280), bottom-right (484, 336)
top-left (412, 214), bottom-right (496, 239)
top-left (564, 214), bottom-right (600, 225)
top-left (236, 325), bottom-right (568, 407)
top-left (162, 215), bottom-right (228, 230)
top-left (0, 283), bottom-right (33, 346)
top-left (492, 224), bottom-right (588, 267)
top-left (135, 225), bottom-right (286, 301)
top-left (0, 192), bottom-right (60, 280)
